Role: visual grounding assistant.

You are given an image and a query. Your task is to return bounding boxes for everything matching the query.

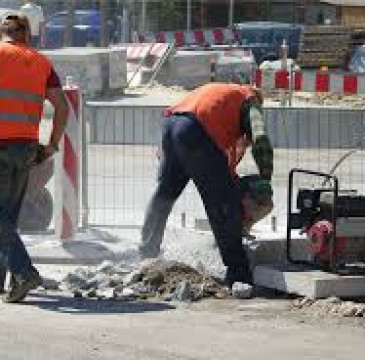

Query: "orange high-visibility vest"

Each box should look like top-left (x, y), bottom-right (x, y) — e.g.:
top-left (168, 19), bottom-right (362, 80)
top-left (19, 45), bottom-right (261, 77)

top-left (165, 83), bottom-right (256, 154)
top-left (0, 41), bottom-right (52, 140)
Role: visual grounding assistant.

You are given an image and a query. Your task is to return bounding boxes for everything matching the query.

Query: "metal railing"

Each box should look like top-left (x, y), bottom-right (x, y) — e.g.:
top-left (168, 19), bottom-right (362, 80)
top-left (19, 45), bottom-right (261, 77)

top-left (82, 102), bottom-right (365, 231)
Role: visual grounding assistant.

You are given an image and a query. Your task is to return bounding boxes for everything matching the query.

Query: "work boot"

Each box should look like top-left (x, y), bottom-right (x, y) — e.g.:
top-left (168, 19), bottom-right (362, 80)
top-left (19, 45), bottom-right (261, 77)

top-left (2, 267), bottom-right (42, 303)
top-left (224, 265), bottom-right (253, 288)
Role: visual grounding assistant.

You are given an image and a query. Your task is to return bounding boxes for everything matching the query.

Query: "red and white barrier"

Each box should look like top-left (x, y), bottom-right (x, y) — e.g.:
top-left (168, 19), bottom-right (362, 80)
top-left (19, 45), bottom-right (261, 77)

top-left (55, 81), bottom-right (81, 239)
top-left (121, 42), bottom-right (170, 61)
top-left (254, 69), bottom-right (365, 95)
top-left (138, 28), bottom-right (239, 47)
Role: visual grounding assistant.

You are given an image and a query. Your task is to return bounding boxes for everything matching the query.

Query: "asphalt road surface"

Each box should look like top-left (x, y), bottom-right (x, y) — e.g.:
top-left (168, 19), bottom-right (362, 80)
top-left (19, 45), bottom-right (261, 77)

top-left (0, 292), bottom-right (364, 360)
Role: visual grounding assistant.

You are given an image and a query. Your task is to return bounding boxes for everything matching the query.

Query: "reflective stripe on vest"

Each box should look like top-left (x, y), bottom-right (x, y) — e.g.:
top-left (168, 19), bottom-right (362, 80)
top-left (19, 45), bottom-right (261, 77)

top-left (0, 112), bottom-right (39, 123)
top-left (0, 89), bottom-right (43, 123)
top-left (0, 89), bottom-right (43, 103)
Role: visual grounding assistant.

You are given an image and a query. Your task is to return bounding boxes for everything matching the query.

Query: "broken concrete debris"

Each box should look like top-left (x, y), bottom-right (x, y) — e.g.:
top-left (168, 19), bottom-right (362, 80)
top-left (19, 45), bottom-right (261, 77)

top-left (231, 282), bottom-right (253, 299)
top-left (291, 296), bottom-right (365, 318)
top-left (128, 83), bottom-right (365, 109)
top-left (58, 259), bottom-right (232, 302)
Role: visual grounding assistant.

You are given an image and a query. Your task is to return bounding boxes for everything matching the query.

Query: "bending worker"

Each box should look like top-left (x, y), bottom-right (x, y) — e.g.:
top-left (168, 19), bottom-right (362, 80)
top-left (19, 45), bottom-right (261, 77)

top-left (0, 14), bottom-right (68, 303)
top-left (139, 82), bottom-right (273, 287)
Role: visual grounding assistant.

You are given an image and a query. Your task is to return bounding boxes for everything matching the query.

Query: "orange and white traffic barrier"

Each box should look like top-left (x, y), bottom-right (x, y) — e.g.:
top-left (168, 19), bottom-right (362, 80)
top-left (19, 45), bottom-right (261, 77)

top-left (55, 78), bottom-right (81, 239)
top-left (254, 69), bottom-right (365, 95)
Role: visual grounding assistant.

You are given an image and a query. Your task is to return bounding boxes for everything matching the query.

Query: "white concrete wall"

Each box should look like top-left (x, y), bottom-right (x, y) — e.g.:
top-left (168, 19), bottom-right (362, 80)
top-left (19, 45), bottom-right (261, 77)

top-left (42, 47), bottom-right (128, 98)
top-left (155, 51), bottom-right (212, 89)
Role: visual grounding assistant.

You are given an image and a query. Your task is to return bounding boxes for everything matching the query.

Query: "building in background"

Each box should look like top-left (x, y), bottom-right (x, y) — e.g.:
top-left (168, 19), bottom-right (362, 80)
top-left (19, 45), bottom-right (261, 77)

top-left (5, 1), bottom-right (365, 31)
top-left (6, 1), bottom-right (363, 46)
top-left (318, 0), bottom-right (365, 26)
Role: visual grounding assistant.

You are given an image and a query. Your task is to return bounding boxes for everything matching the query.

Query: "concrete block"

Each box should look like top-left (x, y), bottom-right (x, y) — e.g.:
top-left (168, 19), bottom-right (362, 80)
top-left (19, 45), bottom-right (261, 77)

top-left (215, 56), bottom-right (253, 83)
top-left (109, 48), bottom-right (128, 90)
top-left (172, 52), bottom-right (211, 77)
top-left (254, 264), bottom-right (365, 299)
top-left (156, 51), bottom-right (211, 89)
top-left (43, 48), bottom-right (102, 96)
top-left (42, 47), bottom-right (127, 98)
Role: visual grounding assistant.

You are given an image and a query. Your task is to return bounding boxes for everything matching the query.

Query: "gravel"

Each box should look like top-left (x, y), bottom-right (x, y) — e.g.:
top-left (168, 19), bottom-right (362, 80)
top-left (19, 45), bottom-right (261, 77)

top-left (59, 258), bottom-right (230, 302)
top-left (291, 296), bottom-right (365, 318)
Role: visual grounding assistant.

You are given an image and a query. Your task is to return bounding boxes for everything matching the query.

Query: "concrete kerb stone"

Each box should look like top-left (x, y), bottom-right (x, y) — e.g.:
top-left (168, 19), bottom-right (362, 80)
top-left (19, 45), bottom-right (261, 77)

top-left (254, 264), bottom-right (365, 299)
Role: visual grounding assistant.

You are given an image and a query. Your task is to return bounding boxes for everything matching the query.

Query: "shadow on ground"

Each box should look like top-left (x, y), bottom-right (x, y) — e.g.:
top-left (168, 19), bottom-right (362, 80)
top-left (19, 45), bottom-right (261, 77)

top-left (23, 292), bottom-right (175, 314)
top-left (60, 240), bottom-right (117, 264)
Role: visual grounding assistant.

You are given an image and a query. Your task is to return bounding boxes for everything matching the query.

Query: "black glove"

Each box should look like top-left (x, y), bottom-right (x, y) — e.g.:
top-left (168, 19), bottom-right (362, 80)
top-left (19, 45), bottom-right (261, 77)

top-left (251, 135), bottom-right (273, 180)
top-left (34, 144), bottom-right (47, 165)
top-left (238, 175), bottom-right (273, 200)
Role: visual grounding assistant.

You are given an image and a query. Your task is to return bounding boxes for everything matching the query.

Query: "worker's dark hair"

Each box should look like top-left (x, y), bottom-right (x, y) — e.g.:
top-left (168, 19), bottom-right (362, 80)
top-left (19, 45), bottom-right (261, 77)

top-left (1, 14), bottom-right (31, 41)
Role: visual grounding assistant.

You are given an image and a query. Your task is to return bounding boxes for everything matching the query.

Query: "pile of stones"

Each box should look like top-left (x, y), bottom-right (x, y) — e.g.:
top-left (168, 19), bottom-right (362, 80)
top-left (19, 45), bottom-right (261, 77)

top-left (47, 259), bottom-right (235, 302)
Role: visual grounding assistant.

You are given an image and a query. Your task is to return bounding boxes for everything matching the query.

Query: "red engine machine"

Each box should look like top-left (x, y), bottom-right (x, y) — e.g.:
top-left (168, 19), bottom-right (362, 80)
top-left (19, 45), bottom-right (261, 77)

top-left (287, 168), bottom-right (365, 274)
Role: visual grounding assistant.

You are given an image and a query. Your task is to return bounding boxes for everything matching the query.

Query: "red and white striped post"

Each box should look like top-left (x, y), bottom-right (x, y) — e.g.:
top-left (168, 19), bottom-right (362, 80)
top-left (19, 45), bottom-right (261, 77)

top-left (55, 77), bottom-right (81, 240)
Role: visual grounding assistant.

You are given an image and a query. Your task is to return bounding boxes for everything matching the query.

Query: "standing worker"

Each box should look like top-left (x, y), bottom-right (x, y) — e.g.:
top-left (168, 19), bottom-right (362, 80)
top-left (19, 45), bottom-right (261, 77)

top-left (139, 83), bottom-right (273, 287)
top-left (0, 14), bottom-right (68, 303)
top-left (20, 1), bottom-right (44, 48)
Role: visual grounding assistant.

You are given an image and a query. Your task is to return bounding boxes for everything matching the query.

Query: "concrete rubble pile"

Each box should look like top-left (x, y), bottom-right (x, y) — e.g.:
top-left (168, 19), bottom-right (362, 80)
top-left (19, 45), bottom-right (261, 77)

top-left (259, 90), bottom-right (365, 108)
top-left (44, 259), bottom-right (234, 302)
top-left (127, 82), bottom-right (188, 95)
top-left (294, 92), bottom-right (365, 108)
top-left (127, 83), bottom-right (365, 109)
top-left (290, 296), bottom-right (365, 318)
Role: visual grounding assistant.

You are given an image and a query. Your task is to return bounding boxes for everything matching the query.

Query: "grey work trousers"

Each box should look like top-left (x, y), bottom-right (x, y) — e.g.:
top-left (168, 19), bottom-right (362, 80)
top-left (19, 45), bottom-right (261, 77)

top-left (139, 114), bottom-right (250, 268)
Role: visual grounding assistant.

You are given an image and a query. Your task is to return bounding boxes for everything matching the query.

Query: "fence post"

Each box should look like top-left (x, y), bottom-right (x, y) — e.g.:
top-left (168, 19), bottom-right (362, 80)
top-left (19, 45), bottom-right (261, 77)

top-left (210, 54), bottom-right (217, 82)
top-left (289, 62), bottom-right (294, 107)
top-left (280, 39), bottom-right (289, 107)
top-left (81, 96), bottom-right (89, 230)
top-left (55, 77), bottom-right (81, 240)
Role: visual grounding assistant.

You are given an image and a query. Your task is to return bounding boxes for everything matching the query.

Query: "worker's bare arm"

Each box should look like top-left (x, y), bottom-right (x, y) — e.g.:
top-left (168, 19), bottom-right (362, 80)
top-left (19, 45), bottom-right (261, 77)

top-left (45, 87), bottom-right (68, 149)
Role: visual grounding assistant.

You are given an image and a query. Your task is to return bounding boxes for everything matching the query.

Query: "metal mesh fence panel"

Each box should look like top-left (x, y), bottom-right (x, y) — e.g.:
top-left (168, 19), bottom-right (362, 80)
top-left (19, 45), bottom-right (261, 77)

top-left (84, 103), bottom-right (365, 231)
top-left (84, 103), bottom-right (205, 228)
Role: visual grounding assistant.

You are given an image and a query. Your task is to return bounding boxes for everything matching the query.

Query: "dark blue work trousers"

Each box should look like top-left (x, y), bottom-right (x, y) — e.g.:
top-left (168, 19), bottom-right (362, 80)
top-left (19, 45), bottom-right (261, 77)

top-left (0, 142), bottom-right (37, 280)
top-left (140, 114), bottom-right (249, 268)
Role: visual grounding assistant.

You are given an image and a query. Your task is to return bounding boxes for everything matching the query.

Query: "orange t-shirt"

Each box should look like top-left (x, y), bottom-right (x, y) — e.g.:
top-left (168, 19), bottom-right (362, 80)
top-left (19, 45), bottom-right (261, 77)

top-left (165, 83), bottom-right (256, 154)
